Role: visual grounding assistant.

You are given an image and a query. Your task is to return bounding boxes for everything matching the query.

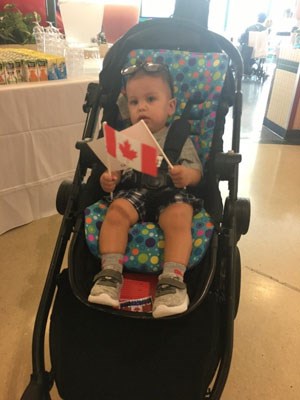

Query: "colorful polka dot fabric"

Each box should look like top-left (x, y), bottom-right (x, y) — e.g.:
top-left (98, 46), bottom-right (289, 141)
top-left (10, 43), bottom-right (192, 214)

top-left (123, 50), bottom-right (229, 166)
top-left (85, 201), bottom-right (214, 274)
top-left (84, 50), bottom-right (228, 273)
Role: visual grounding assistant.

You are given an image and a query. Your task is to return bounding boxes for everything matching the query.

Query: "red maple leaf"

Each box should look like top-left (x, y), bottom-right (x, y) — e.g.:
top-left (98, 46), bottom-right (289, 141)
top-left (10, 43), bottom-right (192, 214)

top-left (119, 140), bottom-right (137, 160)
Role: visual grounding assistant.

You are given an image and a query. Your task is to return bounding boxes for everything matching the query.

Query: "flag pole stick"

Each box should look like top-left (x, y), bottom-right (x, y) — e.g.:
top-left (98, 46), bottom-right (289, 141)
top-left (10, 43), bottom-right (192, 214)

top-left (141, 120), bottom-right (174, 169)
top-left (106, 155), bottom-right (114, 201)
top-left (103, 122), bottom-right (114, 200)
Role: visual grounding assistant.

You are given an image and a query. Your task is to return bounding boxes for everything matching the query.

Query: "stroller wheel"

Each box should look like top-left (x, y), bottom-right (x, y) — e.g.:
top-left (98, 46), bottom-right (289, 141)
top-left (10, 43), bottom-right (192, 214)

top-left (56, 180), bottom-right (73, 215)
top-left (236, 197), bottom-right (251, 237)
top-left (234, 247), bottom-right (241, 318)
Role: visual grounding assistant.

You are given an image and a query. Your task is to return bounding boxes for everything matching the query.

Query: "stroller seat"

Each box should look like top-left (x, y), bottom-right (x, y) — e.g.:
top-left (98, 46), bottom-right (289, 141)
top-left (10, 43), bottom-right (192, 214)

top-left (84, 49), bottom-right (229, 277)
top-left (85, 202), bottom-right (213, 273)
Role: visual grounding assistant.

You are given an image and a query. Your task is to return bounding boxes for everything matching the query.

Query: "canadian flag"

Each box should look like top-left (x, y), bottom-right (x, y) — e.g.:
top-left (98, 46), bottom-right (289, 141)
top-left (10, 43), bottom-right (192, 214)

top-left (103, 121), bottom-right (158, 177)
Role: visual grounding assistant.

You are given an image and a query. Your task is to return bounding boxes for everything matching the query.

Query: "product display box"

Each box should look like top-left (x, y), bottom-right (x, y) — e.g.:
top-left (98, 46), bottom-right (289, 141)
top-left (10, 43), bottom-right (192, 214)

top-left (0, 48), bottom-right (67, 84)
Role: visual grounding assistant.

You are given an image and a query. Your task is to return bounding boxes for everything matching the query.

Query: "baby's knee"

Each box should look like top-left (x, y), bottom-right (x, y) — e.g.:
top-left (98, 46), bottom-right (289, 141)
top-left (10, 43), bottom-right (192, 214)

top-left (160, 203), bottom-right (193, 228)
top-left (107, 200), bottom-right (137, 225)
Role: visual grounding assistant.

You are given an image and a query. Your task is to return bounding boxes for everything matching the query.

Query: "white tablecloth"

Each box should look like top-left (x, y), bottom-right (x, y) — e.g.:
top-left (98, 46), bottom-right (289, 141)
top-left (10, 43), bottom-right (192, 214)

top-left (0, 76), bottom-right (97, 234)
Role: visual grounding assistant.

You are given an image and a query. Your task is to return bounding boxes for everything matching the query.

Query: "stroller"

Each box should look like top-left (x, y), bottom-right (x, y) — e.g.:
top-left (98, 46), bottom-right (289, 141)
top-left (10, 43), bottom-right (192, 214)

top-left (21, 17), bottom-right (250, 400)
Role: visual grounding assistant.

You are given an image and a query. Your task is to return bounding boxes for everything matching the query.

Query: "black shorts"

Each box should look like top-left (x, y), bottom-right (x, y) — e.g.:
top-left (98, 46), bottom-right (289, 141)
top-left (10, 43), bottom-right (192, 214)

top-left (107, 187), bottom-right (202, 222)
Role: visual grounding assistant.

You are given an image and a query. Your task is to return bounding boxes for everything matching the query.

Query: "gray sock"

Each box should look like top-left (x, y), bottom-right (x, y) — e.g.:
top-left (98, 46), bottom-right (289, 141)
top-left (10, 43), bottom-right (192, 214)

top-left (161, 262), bottom-right (186, 281)
top-left (101, 253), bottom-right (124, 273)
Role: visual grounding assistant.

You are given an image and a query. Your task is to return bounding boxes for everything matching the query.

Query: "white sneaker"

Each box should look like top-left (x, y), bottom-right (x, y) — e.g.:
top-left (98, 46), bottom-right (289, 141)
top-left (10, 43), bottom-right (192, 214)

top-left (88, 269), bottom-right (123, 308)
top-left (152, 275), bottom-right (189, 318)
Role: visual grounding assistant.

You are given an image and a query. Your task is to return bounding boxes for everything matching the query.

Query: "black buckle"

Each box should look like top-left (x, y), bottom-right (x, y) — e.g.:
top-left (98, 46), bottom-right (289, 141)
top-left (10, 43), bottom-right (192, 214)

top-left (140, 170), bottom-right (169, 190)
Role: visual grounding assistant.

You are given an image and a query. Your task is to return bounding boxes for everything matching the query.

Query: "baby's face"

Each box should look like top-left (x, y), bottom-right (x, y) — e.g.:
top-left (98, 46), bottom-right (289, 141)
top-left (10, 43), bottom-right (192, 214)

top-left (125, 74), bottom-right (176, 133)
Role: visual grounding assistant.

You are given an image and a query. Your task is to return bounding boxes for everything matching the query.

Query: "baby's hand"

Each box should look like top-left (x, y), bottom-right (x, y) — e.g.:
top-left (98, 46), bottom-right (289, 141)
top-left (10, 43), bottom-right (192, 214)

top-left (169, 165), bottom-right (201, 188)
top-left (100, 171), bottom-right (119, 192)
top-left (169, 165), bottom-right (190, 188)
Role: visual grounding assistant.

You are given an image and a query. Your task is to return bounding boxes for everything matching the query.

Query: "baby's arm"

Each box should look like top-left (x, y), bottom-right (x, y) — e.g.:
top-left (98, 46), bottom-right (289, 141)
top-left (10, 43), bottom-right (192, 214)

top-left (169, 165), bottom-right (201, 188)
top-left (100, 170), bottom-right (121, 192)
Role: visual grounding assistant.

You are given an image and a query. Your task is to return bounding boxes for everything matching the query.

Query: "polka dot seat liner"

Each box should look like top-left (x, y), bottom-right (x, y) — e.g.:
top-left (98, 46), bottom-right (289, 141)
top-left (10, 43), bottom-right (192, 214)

top-left (85, 49), bottom-right (228, 273)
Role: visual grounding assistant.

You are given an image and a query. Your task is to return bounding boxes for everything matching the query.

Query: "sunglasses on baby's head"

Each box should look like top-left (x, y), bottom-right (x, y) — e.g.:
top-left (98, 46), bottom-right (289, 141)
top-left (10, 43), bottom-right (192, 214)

top-left (121, 62), bottom-right (169, 76)
top-left (121, 62), bottom-right (174, 97)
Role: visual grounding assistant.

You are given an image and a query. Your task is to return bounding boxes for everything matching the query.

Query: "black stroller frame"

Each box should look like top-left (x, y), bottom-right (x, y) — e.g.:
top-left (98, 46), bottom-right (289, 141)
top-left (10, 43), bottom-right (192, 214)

top-left (21, 18), bottom-right (250, 400)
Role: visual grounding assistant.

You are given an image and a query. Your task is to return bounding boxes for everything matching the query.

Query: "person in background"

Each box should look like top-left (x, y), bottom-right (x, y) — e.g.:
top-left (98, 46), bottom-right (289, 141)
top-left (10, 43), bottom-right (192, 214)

top-left (239, 12), bottom-right (268, 75)
top-left (239, 12), bottom-right (268, 46)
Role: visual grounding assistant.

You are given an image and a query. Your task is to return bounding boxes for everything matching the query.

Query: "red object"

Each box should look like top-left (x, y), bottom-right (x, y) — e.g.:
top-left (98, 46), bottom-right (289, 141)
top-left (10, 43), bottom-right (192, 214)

top-left (102, 3), bottom-right (140, 43)
top-left (105, 124), bottom-right (117, 157)
top-left (0, 0), bottom-right (64, 32)
top-left (119, 140), bottom-right (138, 160)
top-left (120, 273), bottom-right (158, 313)
top-left (104, 122), bottom-right (158, 177)
top-left (141, 143), bottom-right (157, 177)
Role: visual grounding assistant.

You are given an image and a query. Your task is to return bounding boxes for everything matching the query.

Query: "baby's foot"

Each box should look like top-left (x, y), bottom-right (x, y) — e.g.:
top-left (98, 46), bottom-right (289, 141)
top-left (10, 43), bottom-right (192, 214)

top-left (88, 269), bottom-right (123, 307)
top-left (152, 275), bottom-right (189, 318)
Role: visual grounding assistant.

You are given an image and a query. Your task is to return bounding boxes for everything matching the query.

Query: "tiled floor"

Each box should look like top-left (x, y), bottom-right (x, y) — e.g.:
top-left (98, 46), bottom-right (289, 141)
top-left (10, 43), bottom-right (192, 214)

top-left (1, 76), bottom-right (300, 399)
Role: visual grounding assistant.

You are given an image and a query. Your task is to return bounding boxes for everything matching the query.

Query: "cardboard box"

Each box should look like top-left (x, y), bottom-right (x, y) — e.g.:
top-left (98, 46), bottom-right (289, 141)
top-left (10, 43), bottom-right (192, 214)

top-left (23, 59), bottom-right (39, 82)
top-left (14, 60), bottom-right (23, 82)
top-left (37, 59), bottom-right (48, 81)
top-left (5, 61), bottom-right (17, 84)
top-left (0, 62), bottom-right (6, 84)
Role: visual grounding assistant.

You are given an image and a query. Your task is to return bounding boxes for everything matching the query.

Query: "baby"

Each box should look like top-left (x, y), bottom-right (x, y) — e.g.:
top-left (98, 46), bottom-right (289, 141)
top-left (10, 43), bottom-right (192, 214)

top-left (88, 62), bottom-right (202, 318)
